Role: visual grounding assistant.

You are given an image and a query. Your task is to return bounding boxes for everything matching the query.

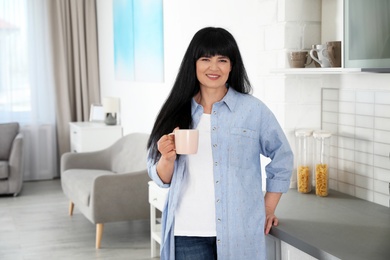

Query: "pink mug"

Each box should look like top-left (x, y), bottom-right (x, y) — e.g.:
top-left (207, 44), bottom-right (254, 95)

top-left (170, 129), bottom-right (199, 154)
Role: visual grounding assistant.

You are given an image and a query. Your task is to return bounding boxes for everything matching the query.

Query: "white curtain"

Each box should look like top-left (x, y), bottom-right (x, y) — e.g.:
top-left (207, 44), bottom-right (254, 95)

top-left (0, 0), bottom-right (58, 180)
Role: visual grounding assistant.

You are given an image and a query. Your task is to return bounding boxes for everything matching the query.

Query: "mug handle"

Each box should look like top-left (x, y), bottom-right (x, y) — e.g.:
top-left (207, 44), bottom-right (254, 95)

top-left (309, 49), bottom-right (322, 65)
top-left (305, 54), bottom-right (313, 66)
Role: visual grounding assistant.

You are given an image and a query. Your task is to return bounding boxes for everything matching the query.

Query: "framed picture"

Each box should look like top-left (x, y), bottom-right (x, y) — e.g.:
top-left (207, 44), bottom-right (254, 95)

top-left (89, 104), bottom-right (105, 122)
top-left (113, 0), bottom-right (164, 82)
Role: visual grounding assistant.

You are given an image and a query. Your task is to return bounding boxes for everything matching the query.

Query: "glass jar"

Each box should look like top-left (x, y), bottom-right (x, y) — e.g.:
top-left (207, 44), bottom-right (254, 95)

top-left (313, 130), bottom-right (332, 197)
top-left (295, 129), bottom-right (313, 193)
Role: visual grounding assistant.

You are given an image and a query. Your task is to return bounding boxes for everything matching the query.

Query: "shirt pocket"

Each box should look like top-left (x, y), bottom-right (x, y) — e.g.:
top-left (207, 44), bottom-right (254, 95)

top-left (229, 127), bottom-right (259, 169)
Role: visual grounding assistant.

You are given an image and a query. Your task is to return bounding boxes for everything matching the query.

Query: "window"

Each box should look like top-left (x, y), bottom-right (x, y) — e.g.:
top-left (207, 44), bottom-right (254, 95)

top-left (0, 0), bottom-right (57, 180)
top-left (0, 0), bottom-right (31, 121)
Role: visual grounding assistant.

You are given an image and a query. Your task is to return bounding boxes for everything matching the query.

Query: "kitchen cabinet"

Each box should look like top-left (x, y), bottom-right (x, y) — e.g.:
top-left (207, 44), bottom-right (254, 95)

top-left (266, 235), bottom-right (324, 260)
top-left (266, 234), bottom-right (281, 260)
top-left (275, 0), bottom-right (389, 74)
top-left (281, 241), bottom-right (319, 260)
top-left (69, 122), bottom-right (122, 152)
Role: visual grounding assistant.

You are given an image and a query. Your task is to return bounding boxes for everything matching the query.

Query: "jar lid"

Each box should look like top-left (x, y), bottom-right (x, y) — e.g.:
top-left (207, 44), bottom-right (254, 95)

top-left (313, 130), bottom-right (332, 139)
top-left (295, 129), bottom-right (313, 137)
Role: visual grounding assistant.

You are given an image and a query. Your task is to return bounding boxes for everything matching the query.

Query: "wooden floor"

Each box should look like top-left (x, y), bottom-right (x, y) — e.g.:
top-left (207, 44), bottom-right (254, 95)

top-left (0, 179), bottom-right (159, 260)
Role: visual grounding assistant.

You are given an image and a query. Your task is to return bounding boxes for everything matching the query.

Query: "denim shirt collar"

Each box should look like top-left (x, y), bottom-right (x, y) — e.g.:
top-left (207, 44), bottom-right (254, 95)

top-left (191, 86), bottom-right (237, 117)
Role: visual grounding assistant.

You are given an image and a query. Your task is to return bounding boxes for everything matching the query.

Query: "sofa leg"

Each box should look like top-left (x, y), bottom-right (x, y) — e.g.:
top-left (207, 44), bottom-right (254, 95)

top-left (69, 201), bottom-right (74, 216)
top-left (96, 223), bottom-right (104, 249)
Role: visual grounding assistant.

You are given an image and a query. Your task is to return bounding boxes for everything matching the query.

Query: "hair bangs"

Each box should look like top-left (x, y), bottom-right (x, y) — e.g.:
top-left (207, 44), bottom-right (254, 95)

top-left (193, 30), bottom-right (235, 62)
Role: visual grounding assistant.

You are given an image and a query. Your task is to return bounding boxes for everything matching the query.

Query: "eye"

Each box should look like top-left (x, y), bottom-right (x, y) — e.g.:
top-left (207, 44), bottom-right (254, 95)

top-left (199, 57), bottom-right (210, 62)
top-left (218, 56), bottom-right (230, 63)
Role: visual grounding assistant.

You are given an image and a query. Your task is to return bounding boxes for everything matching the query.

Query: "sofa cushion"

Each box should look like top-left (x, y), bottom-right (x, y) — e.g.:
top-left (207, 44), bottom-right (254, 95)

top-left (0, 161), bottom-right (9, 179)
top-left (0, 123), bottom-right (19, 160)
top-left (61, 169), bottom-right (114, 206)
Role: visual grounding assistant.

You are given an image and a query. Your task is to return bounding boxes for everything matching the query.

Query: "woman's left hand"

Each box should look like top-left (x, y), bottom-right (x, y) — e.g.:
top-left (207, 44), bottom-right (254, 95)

top-left (264, 211), bottom-right (279, 235)
top-left (264, 192), bottom-right (282, 235)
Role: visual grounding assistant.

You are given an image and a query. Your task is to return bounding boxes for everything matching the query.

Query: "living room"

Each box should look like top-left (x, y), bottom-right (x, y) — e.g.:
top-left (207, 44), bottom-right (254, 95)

top-left (1, 0), bottom-right (390, 259)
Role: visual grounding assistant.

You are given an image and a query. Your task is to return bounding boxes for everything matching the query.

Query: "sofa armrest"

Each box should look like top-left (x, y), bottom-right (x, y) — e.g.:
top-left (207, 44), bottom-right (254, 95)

top-left (8, 133), bottom-right (24, 193)
top-left (91, 170), bottom-right (151, 223)
top-left (61, 150), bottom-right (111, 174)
top-left (9, 133), bottom-right (23, 169)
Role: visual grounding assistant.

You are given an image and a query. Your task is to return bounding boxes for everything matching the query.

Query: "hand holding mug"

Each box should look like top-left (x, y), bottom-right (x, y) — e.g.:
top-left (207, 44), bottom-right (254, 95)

top-left (157, 129), bottom-right (177, 162)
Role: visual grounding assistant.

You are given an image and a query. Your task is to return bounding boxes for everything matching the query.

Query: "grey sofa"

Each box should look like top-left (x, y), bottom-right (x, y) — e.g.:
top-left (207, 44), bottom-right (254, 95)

top-left (0, 122), bottom-right (24, 196)
top-left (61, 132), bottom-right (151, 249)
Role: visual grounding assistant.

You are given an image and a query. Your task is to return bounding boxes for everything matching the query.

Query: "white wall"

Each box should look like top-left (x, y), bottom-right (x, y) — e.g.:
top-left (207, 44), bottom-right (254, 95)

top-left (97, 0), bottom-right (267, 135)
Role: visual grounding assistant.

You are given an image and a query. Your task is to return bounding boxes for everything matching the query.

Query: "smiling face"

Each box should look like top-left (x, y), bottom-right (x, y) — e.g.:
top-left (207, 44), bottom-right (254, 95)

top-left (196, 55), bottom-right (232, 91)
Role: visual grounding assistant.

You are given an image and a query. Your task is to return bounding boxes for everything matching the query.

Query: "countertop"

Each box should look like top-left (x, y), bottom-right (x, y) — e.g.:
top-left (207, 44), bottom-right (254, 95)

top-left (271, 189), bottom-right (390, 260)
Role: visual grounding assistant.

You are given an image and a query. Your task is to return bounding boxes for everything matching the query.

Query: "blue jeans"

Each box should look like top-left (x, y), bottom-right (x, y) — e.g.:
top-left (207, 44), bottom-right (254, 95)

top-left (175, 236), bottom-right (217, 260)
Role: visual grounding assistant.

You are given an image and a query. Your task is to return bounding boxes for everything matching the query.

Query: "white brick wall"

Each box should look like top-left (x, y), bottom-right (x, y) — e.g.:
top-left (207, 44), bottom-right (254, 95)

top-left (258, 0), bottom-right (390, 207)
top-left (322, 88), bottom-right (390, 207)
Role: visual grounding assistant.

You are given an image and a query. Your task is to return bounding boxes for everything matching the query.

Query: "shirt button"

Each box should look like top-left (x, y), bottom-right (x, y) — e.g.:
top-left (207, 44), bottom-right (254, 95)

top-left (218, 218), bottom-right (221, 222)
top-left (214, 162), bottom-right (218, 166)
top-left (212, 126), bottom-right (216, 131)
top-left (216, 199), bottom-right (220, 203)
top-left (216, 180), bottom-right (219, 184)
top-left (217, 239), bottom-right (221, 243)
top-left (213, 111), bottom-right (217, 115)
top-left (213, 144), bottom-right (217, 148)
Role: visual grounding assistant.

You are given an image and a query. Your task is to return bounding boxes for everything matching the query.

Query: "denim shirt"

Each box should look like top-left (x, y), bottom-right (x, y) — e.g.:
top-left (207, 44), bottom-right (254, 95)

top-left (147, 87), bottom-right (293, 260)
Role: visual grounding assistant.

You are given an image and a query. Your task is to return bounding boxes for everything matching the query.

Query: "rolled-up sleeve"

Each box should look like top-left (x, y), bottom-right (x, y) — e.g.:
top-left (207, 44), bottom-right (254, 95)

top-left (147, 150), bottom-right (171, 188)
top-left (261, 110), bottom-right (294, 193)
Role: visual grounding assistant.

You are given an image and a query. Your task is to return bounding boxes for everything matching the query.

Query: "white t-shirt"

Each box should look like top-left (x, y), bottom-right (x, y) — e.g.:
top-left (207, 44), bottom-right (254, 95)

top-left (174, 113), bottom-right (216, 236)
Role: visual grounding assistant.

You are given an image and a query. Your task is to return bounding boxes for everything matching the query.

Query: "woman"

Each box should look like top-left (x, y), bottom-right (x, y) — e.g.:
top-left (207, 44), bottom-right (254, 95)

top-left (147, 27), bottom-right (293, 260)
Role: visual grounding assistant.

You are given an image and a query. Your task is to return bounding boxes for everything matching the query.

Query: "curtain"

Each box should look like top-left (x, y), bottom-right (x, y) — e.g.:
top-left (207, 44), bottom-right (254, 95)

top-left (48, 0), bottom-right (101, 158)
top-left (0, 0), bottom-right (58, 180)
top-left (0, 0), bottom-right (101, 180)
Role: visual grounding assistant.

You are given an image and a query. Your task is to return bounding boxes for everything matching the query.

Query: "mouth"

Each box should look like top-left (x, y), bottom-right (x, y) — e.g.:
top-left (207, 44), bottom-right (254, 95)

top-left (207, 74), bottom-right (220, 79)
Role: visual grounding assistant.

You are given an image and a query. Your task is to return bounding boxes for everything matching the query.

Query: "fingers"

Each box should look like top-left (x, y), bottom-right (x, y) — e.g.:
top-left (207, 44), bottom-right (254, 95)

top-left (264, 219), bottom-right (272, 235)
top-left (264, 214), bottom-right (278, 235)
top-left (157, 133), bottom-right (176, 160)
top-left (273, 217), bottom-right (279, 227)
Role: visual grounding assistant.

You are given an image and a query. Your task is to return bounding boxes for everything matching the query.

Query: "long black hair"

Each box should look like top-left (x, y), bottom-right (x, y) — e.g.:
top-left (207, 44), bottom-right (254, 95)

top-left (147, 27), bottom-right (252, 162)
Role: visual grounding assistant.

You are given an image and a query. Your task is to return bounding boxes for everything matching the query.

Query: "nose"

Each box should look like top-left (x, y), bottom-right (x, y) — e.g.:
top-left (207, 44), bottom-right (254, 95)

top-left (209, 60), bottom-right (219, 70)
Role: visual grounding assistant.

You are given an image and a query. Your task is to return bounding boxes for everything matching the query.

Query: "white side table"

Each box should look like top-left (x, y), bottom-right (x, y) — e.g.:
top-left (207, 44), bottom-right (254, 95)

top-left (69, 122), bottom-right (122, 152)
top-left (148, 181), bottom-right (168, 258)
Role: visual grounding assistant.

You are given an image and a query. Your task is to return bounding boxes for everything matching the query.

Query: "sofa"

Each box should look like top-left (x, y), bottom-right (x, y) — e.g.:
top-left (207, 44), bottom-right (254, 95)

top-left (0, 122), bottom-right (24, 196)
top-left (61, 132), bottom-right (151, 248)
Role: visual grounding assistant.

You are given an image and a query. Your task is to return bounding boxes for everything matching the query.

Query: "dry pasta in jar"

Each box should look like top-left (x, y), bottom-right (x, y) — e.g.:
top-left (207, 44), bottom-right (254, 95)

top-left (313, 130), bottom-right (331, 197)
top-left (295, 129), bottom-right (313, 194)
top-left (315, 163), bottom-right (328, 197)
top-left (297, 165), bottom-right (311, 193)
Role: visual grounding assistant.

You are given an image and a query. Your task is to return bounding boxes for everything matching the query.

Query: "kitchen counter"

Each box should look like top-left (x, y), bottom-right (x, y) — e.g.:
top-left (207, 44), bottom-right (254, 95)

top-left (271, 189), bottom-right (390, 260)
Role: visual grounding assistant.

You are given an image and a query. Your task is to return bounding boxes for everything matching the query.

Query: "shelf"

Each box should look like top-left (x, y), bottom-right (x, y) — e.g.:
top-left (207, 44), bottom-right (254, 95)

top-left (269, 68), bottom-right (362, 74)
top-left (270, 67), bottom-right (390, 74)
